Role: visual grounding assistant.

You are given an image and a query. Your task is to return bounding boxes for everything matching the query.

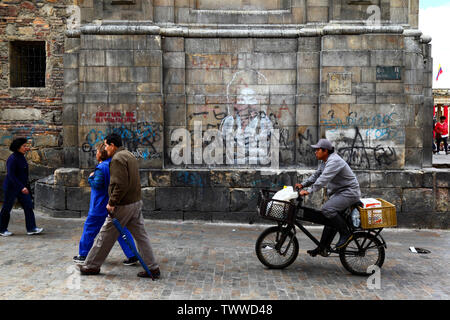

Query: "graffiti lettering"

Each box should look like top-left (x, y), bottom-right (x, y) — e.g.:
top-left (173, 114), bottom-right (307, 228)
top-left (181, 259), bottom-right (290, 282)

top-left (95, 111), bottom-right (136, 123)
top-left (321, 111), bottom-right (399, 140)
top-left (337, 127), bottom-right (397, 169)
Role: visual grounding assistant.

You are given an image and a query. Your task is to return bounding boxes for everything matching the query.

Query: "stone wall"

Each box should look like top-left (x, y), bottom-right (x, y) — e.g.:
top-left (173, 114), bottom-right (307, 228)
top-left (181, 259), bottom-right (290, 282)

top-left (35, 167), bottom-right (449, 229)
top-left (0, 0), bottom-right (74, 199)
top-left (9, 0), bottom-right (445, 228)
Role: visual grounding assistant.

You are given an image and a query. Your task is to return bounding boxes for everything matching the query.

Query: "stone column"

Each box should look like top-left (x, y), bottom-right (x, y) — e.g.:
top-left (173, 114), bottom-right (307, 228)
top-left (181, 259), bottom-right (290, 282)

top-left (296, 33), bottom-right (321, 168)
top-left (421, 35), bottom-right (433, 167)
top-left (404, 31), bottom-right (425, 168)
top-left (63, 36), bottom-right (80, 168)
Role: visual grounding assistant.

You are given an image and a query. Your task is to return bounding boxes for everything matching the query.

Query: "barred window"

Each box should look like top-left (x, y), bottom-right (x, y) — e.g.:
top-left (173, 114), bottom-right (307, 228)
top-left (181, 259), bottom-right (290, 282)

top-left (10, 41), bottom-right (46, 88)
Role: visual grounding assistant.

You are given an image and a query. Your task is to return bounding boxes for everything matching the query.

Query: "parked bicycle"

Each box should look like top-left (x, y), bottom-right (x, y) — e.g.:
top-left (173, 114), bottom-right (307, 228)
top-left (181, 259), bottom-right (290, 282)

top-left (255, 189), bottom-right (390, 276)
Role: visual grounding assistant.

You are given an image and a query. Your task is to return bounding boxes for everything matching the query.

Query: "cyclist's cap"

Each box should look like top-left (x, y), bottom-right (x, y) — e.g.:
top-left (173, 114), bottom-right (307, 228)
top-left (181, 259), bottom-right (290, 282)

top-left (311, 139), bottom-right (334, 150)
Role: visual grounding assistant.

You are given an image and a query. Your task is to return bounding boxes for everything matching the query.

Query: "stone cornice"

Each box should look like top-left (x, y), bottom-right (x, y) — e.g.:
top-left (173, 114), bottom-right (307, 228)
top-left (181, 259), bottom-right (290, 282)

top-left (66, 23), bottom-right (408, 38)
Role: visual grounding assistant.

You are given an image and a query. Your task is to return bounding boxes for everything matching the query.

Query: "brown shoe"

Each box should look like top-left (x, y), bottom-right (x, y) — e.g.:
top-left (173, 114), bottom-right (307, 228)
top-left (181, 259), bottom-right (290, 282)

top-left (78, 265), bottom-right (100, 275)
top-left (137, 268), bottom-right (160, 279)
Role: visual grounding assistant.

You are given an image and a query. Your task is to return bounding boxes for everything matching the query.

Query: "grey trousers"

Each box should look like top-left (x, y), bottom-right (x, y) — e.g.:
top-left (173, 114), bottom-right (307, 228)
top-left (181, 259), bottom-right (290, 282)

top-left (321, 193), bottom-right (360, 219)
top-left (84, 200), bottom-right (159, 271)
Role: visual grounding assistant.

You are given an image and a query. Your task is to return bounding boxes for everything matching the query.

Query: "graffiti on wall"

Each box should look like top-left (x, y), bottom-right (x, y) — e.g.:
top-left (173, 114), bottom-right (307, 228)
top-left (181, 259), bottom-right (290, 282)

top-left (81, 121), bottom-right (163, 161)
top-left (320, 109), bottom-right (401, 169)
top-left (333, 127), bottom-right (398, 169)
top-left (183, 68), bottom-right (295, 166)
top-left (321, 110), bottom-right (400, 141)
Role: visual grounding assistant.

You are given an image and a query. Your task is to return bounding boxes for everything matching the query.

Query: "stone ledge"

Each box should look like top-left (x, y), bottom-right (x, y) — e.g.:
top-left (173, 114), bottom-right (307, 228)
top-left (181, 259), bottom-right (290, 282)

top-left (33, 169), bottom-right (450, 229)
top-left (66, 23), bottom-right (406, 38)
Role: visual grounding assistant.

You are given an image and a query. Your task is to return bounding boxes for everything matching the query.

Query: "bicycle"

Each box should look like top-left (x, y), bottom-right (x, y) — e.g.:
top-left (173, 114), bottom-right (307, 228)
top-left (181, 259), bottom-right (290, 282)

top-left (255, 189), bottom-right (387, 276)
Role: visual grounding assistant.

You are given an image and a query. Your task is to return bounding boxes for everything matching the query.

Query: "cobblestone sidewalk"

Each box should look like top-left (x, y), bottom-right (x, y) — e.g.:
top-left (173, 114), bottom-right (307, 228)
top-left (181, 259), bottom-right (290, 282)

top-left (0, 210), bottom-right (448, 300)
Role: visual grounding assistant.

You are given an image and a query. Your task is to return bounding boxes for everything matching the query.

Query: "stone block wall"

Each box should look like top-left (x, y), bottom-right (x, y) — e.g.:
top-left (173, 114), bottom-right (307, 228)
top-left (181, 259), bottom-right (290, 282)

top-left (35, 168), bottom-right (449, 229)
top-left (77, 0), bottom-right (419, 26)
top-left (5, 0), bottom-right (442, 228)
top-left (77, 34), bottom-right (164, 169)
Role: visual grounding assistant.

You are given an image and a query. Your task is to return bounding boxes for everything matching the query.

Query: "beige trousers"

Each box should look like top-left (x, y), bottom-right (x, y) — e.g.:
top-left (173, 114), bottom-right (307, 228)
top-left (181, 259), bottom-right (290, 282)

top-left (84, 200), bottom-right (159, 271)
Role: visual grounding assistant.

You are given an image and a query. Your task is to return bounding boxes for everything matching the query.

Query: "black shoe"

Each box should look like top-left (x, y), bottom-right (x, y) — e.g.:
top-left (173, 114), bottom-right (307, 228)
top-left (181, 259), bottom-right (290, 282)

top-left (123, 256), bottom-right (139, 266)
top-left (307, 247), bottom-right (321, 257)
top-left (308, 226), bottom-right (336, 257)
top-left (307, 247), bottom-right (330, 257)
top-left (73, 255), bottom-right (86, 264)
top-left (137, 267), bottom-right (160, 279)
top-left (327, 214), bottom-right (353, 249)
top-left (336, 233), bottom-right (353, 249)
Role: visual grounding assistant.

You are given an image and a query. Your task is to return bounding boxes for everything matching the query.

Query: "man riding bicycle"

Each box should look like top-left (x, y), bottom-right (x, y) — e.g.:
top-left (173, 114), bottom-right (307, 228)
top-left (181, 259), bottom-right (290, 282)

top-left (295, 139), bottom-right (361, 257)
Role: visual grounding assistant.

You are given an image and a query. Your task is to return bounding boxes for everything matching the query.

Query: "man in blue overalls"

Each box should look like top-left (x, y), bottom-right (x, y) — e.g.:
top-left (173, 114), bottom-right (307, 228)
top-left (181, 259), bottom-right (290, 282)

top-left (73, 143), bottom-right (139, 265)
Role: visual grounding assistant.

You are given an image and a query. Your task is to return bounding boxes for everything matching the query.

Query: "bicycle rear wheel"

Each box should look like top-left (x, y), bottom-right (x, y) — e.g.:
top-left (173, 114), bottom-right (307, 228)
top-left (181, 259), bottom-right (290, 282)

top-left (339, 232), bottom-right (385, 276)
top-left (255, 226), bottom-right (299, 269)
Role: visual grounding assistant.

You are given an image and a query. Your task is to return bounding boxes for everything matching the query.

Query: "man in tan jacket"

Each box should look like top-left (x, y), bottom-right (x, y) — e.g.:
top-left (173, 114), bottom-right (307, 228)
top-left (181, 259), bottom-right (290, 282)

top-left (78, 133), bottom-right (160, 278)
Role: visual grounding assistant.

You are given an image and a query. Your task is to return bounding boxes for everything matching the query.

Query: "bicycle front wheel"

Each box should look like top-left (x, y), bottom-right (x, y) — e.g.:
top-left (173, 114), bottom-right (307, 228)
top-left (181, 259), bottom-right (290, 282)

top-left (255, 226), bottom-right (299, 269)
top-left (339, 232), bottom-right (385, 276)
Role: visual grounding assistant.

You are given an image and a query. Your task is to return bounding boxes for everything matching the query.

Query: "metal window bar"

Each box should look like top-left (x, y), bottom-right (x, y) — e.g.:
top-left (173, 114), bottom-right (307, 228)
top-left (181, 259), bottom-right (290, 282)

top-left (11, 42), bottom-right (46, 88)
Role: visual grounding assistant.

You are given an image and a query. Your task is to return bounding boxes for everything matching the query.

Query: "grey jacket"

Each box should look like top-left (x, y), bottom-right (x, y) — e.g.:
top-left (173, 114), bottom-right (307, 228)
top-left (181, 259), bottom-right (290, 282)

top-left (301, 153), bottom-right (361, 199)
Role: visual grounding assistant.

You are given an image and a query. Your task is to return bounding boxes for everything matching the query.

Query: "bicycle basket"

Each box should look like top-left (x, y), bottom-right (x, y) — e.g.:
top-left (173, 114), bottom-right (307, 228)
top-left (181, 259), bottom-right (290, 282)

top-left (257, 189), bottom-right (296, 225)
top-left (359, 198), bottom-right (397, 229)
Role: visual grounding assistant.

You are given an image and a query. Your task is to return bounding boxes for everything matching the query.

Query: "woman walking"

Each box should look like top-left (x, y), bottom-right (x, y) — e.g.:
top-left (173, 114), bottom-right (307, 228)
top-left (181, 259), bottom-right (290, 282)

top-left (73, 142), bottom-right (139, 266)
top-left (0, 138), bottom-right (43, 236)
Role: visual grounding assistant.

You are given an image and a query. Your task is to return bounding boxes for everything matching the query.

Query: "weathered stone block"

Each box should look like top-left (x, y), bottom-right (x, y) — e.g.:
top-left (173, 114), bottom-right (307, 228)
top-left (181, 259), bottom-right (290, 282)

top-left (162, 37), bottom-right (184, 52)
top-left (401, 188), bottom-right (434, 212)
top-left (149, 170), bottom-right (171, 187)
top-left (186, 38), bottom-right (220, 53)
top-left (297, 52), bottom-right (320, 67)
top-left (370, 171), bottom-right (423, 188)
top-left (435, 188), bottom-right (449, 213)
top-left (33, 134), bottom-right (61, 148)
top-left (220, 38), bottom-right (253, 53)
top-left (54, 168), bottom-right (81, 187)
top-left (254, 39), bottom-right (297, 53)
top-left (230, 188), bottom-right (259, 212)
top-left (210, 170), bottom-right (255, 188)
top-left (155, 187), bottom-right (196, 211)
top-left (370, 50), bottom-right (403, 66)
top-left (171, 171), bottom-right (210, 188)
top-left (195, 187), bottom-right (229, 212)
top-left (142, 187), bottom-right (156, 211)
top-left (1, 108), bottom-right (42, 121)
top-left (435, 171), bottom-right (450, 188)
top-left (35, 182), bottom-right (66, 210)
top-left (298, 37), bottom-right (321, 52)
top-left (80, 50), bottom-right (105, 67)
top-left (136, 50), bottom-right (162, 67)
top-left (106, 50), bottom-right (134, 67)
top-left (66, 187), bottom-right (91, 212)
top-left (322, 51), bottom-right (370, 67)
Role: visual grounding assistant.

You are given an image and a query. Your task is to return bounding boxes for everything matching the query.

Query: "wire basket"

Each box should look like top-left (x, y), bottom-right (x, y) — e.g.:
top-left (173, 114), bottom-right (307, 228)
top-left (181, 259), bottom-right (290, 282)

top-left (359, 198), bottom-right (397, 229)
top-left (257, 189), bottom-right (296, 225)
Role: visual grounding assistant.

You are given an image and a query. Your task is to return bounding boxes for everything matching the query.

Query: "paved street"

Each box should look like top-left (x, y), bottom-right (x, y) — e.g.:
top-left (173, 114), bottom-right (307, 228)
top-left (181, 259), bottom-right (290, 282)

top-left (0, 209), bottom-right (448, 300)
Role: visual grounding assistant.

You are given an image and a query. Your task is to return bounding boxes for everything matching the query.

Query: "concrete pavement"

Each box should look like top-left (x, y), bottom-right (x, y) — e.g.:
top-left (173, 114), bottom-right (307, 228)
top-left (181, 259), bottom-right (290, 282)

top-left (0, 209), bottom-right (448, 300)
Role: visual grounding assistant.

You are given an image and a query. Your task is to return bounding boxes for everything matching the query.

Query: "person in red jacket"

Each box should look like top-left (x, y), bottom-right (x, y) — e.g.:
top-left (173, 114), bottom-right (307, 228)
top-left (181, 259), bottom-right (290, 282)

top-left (434, 116), bottom-right (449, 154)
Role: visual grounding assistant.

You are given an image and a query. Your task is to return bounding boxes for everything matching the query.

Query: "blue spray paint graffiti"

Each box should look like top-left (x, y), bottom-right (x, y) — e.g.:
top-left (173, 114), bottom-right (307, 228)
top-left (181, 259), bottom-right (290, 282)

top-left (176, 172), bottom-right (204, 187)
top-left (81, 122), bottom-right (162, 159)
top-left (321, 111), bottom-right (399, 140)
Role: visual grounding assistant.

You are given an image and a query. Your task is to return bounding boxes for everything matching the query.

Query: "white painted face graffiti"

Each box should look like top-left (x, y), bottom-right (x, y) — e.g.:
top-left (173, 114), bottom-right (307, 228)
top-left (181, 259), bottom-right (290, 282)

top-left (219, 70), bottom-right (274, 165)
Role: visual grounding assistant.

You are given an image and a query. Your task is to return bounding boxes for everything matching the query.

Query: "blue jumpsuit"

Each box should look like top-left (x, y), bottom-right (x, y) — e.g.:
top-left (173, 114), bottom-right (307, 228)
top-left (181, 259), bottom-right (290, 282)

top-left (78, 158), bottom-right (137, 258)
